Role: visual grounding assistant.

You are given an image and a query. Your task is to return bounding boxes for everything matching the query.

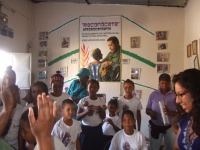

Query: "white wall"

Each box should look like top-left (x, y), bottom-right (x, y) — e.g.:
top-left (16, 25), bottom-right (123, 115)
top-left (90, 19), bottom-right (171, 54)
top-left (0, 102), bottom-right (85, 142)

top-left (0, 0), bottom-right (33, 53)
top-left (32, 3), bottom-right (185, 137)
top-left (184, 0), bottom-right (200, 68)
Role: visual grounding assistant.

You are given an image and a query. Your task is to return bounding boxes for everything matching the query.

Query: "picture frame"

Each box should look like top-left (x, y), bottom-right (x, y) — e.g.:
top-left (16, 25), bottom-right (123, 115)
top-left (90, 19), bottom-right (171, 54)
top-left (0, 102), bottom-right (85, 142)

top-left (157, 64), bottom-right (170, 73)
top-left (192, 40), bottom-right (198, 55)
top-left (133, 89), bottom-right (142, 99)
top-left (59, 66), bottom-right (68, 77)
top-left (156, 31), bottom-right (167, 40)
top-left (122, 59), bottom-right (130, 64)
top-left (38, 50), bottom-right (47, 57)
top-left (131, 68), bottom-right (141, 80)
top-left (158, 43), bottom-right (167, 50)
top-left (71, 58), bottom-right (78, 64)
top-left (39, 32), bottom-right (48, 41)
top-left (187, 44), bottom-right (192, 58)
top-left (38, 71), bottom-right (47, 79)
top-left (157, 52), bottom-right (170, 62)
top-left (194, 55), bottom-right (200, 70)
top-left (130, 36), bottom-right (140, 48)
top-left (61, 37), bottom-right (70, 48)
top-left (39, 41), bottom-right (47, 48)
top-left (38, 59), bottom-right (47, 68)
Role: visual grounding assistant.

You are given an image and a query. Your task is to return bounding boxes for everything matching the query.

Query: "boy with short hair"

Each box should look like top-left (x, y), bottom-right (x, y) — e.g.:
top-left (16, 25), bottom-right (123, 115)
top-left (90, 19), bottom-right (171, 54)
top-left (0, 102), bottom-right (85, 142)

top-left (51, 99), bottom-right (81, 150)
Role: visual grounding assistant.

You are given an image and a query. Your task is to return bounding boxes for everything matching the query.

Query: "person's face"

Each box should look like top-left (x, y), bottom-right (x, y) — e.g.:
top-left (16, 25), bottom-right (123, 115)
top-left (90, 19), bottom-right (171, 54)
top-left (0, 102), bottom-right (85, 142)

top-left (108, 103), bottom-right (117, 116)
top-left (175, 82), bottom-right (193, 113)
top-left (62, 104), bottom-right (75, 120)
top-left (123, 82), bottom-right (134, 95)
top-left (20, 121), bottom-right (36, 144)
top-left (159, 80), bottom-right (171, 93)
top-left (4, 72), bottom-right (16, 86)
top-left (122, 114), bottom-right (135, 134)
top-left (87, 82), bottom-right (99, 96)
top-left (107, 40), bottom-right (116, 52)
top-left (31, 85), bottom-right (43, 102)
top-left (52, 81), bottom-right (63, 96)
top-left (79, 76), bottom-right (89, 86)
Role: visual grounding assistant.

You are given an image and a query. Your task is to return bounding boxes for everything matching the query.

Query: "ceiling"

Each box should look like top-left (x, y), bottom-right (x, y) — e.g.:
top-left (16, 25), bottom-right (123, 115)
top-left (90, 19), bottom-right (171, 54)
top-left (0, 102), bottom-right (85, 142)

top-left (31, 0), bottom-right (189, 8)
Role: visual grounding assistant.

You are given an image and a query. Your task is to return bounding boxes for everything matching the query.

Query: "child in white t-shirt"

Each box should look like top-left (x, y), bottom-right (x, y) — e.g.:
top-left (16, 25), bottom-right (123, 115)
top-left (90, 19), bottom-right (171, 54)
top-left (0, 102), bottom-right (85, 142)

top-left (118, 79), bottom-right (142, 131)
top-left (109, 110), bottom-right (147, 150)
top-left (51, 99), bottom-right (81, 150)
top-left (49, 71), bottom-right (70, 121)
top-left (102, 98), bottom-right (121, 150)
top-left (77, 79), bottom-right (106, 150)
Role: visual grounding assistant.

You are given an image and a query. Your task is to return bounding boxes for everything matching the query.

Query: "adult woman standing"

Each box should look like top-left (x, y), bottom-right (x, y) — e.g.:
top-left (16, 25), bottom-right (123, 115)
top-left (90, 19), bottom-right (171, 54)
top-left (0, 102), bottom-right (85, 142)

top-left (173, 68), bottom-right (200, 149)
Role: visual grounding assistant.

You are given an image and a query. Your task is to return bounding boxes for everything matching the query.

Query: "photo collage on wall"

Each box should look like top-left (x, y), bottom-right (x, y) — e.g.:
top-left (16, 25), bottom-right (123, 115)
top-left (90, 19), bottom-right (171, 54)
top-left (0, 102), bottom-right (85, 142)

top-left (156, 31), bottom-right (170, 73)
top-left (0, 12), bottom-right (14, 38)
top-left (38, 32), bottom-right (48, 80)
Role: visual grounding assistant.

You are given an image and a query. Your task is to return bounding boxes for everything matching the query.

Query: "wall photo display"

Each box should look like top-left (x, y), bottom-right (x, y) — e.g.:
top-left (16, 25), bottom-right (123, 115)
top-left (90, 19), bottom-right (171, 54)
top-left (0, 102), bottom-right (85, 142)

top-left (192, 40), bottom-right (198, 55)
top-left (158, 43), bottom-right (167, 50)
top-left (131, 68), bottom-right (141, 80)
top-left (130, 36), bottom-right (140, 48)
top-left (39, 32), bottom-right (48, 41)
top-left (38, 71), bottom-right (47, 79)
top-left (122, 59), bottom-right (130, 64)
top-left (156, 31), bottom-right (167, 40)
top-left (59, 66), bottom-right (68, 77)
top-left (187, 44), bottom-right (192, 58)
top-left (157, 52), bottom-right (170, 62)
top-left (61, 37), bottom-right (70, 48)
top-left (157, 64), bottom-right (169, 73)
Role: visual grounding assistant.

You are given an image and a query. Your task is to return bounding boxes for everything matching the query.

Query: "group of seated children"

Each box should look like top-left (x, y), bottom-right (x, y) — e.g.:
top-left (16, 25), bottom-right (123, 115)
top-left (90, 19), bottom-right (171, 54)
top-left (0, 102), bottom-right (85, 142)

top-left (0, 67), bottom-right (147, 150)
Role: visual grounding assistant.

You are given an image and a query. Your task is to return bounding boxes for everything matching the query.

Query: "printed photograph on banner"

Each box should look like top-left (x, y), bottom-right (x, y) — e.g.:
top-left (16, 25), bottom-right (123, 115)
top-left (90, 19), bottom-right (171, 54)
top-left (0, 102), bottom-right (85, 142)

top-left (61, 37), bottom-right (70, 48)
top-left (157, 64), bottom-right (169, 73)
top-left (131, 68), bottom-right (141, 80)
top-left (79, 16), bottom-right (121, 82)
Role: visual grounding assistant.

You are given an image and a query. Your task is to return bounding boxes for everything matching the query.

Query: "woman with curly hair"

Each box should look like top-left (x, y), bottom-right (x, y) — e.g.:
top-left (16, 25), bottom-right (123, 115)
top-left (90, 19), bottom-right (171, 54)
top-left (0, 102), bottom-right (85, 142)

top-left (172, 68), bottom-right (200, 149)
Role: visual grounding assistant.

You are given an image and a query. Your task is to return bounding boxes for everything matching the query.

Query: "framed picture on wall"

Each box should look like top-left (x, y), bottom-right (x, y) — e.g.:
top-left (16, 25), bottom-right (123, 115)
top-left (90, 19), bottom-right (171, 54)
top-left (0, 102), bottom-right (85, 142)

top-left (192, 40), bottom-right (198, 55)
top-left (39, 41), bottom-right (47, 48)
top-left (38, 50), bottom-right (47, 57)
top-left (59, 66), bottom-right (68, 77)
top-left (157, 64), bottom-right (170, 73)
top-left (122, 59), bottom-right (130, 64)
top-left (130, 36), bottom-right (140, 48)
top-left (187, 44), bottom-right (192, 58)
top-left (39, 32), bottom-right (48, 40)
top-left (38, 59), bottom-right (47, 68)
top-left (156, 31), bottom-right (167, 40)
top-left (61, 37), bottom-right (70, 48)
top-left (157, 52), bottom-right (170, 62)
top-left (158, 43), bottom-right (167, 50)
top-left (38, 71), bottom-right (47, 79)
top-left (131, 68), bottom-right (141, 79)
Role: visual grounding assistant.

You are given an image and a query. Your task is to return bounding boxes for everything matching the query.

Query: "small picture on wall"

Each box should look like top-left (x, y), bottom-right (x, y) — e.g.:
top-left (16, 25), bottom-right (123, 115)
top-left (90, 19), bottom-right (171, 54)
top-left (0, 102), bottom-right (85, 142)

top-left (130, 36), bottom-right (140, 48)
top-left (158, 43), bottom-right (167, 50)
top-left (157, 64), bottom-right (169, 73)
top-left (71, 58), bottom-right (78, 64)
top-left (131, 68), bottom-right (141, 80)
top-left (38, 71), bottom-right (47, 79)
top-left (38, 59), bottom-right (47, 68)
top-left (133, 89), bottom-right (142, 99)
top-left (122, 59), bottom-right (130, 64)
top-left (59, 66), bottom-right (67, 77)
top-left (40, 41), bottom-right (47, 48)
top-left (187, 44), bottom-right (192, 58)
top-left (192, 40), bottom-right (198, 55)
top-left (61, 37), bottom-right (70, 48)
top-left (39, 32), bottom-right (48, 40)
top-left (157, 52), bottom-right (170, 62)
top-left (38, 50), bottom-right (47, 57)
top-left (156, 31), bottom-right (167, 40)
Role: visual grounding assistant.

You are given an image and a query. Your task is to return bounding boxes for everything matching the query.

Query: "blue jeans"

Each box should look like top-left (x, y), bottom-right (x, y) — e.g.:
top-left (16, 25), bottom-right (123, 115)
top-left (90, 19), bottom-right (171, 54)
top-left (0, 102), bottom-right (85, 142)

top-left (149, 124), bottom-right (176, 150)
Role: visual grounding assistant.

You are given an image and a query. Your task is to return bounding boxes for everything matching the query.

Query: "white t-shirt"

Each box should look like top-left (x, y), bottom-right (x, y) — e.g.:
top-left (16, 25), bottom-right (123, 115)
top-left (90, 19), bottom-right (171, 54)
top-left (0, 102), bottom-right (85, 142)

top-left (102, 113), bottom-right (121, 136)
top-left (51, 118), bottom-right (82, 150)
top-left (49, 92), bottom-right (70, 120)
top-left (118, 96), bottom-right (143, 120)
top-left (34, 135), bottom-right (65, 150)
top-left (109, 129), bottom-right (148, 150)
top-left (1, 104), bottom-right (22, 149)
top-left (78, 96), bottom-right (106, 126)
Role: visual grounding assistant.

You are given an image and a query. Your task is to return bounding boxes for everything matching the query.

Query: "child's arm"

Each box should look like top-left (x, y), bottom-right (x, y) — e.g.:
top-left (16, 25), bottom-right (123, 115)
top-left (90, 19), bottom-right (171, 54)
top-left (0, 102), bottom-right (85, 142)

top-left (137, 110), bottom-right (141, 131)
top-left (96, 105), bottom-right (106, 120)
top-left (18, 126), bottom-right (25, 150)
top-left (77, 105), bottom-right (94, 120)
top-left (105, 118), bottom-right (120, 132)
top-left (76, 136), bottom-right (81, 150)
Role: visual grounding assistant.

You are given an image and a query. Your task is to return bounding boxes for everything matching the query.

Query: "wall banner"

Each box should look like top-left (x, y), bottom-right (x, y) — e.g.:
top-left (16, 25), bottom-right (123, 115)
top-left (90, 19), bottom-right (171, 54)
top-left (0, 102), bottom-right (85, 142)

top-left (79, 16), bottom-right (121, 82)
